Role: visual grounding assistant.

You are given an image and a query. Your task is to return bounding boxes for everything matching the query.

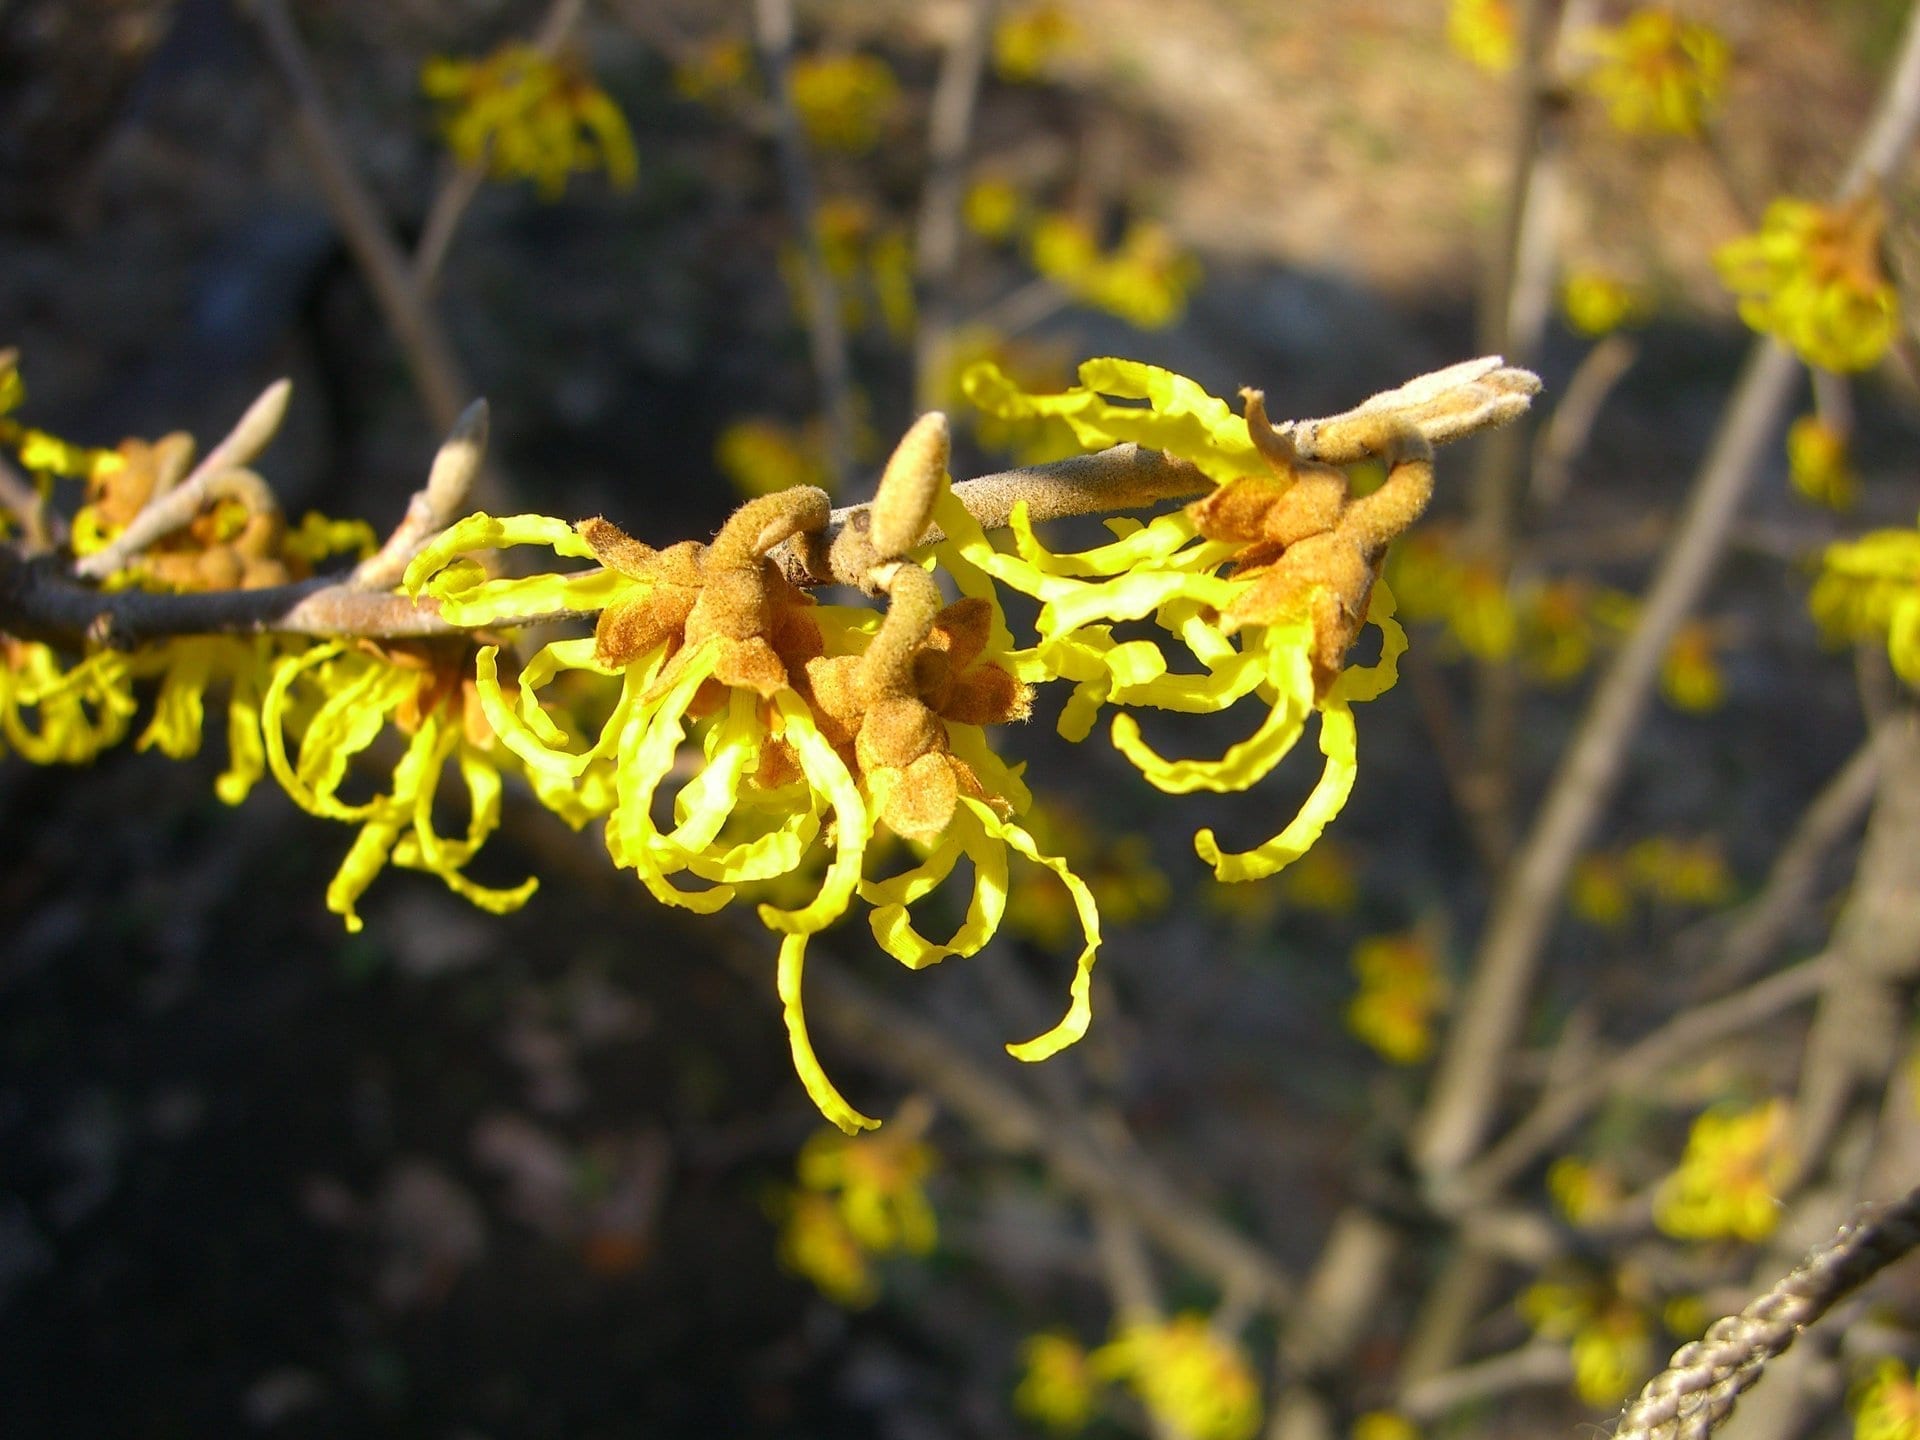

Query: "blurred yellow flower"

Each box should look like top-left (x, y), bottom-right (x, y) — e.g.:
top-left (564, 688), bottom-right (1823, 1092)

top-left (1014, 1331), bottom-right (1099, 1435)
top-left (933, 327), bottom-right (1080, 465)
top-left (1520, 1271), bottom-right (1654, 1408)
top-left (1279, 838), bottom-right (1361, 916)
top-left (1520, 579), bottom-right (1598, 684)
top-left (1353, 1413), bottom-right (1420, 1440)
top-left (994, 4), bottom-right (1078, 83)
top-left (1029, 213), bottom-right (1202, 330)
top-left (1787, 414), bottom-right (1857, 511)
top-left (1384, 527), bottom-right (1516, 661)
top-left (1570, 852), bottom-right (1632, 928)
top-left (1716, 193), bottom-right (1898, 374)
top-left (1654, 1098), bottom-right (1792, 1242)
top-left (1547, 1155), bottom-right (1627, 1227)
top-left (715, 417), bottom-right (836, 500)
top-left (1448, 0), bottom-right (1517, 72)
top-left (1347, 930), bottom-right (1449, 1065)
top-left (1853, 1358), bottom-right (1920, 1440)
top-left (1092, 1314), bottom-right (1262, 1440)
top-left (1579, 8), bottom-right (1730, 137)
top-left (776, 1190), bottom-right (877, 1306)
top-left (796, 1122), bottom-right (939, 1257)
top-left (421, 43), bottom-right (637, 198)
top-left (1811, 515), bottom-right (1920, 686)
top-left (1624, 834), bottom-right (1734, 907)
top-left (0, 353), bottom-right (120, 482)
top-left (1660, 620), bottom-right (1725, 713)
top-left (1563, 270), bottom-right (1650, 336)
top-left (964, 176), bottom-right (1027, 243)
top-left (791, 52), bottom-right (900, 153)
top-left (672, 36), bottom-right (752, 102)
top-left (784, 197), bottom-right (916, 337)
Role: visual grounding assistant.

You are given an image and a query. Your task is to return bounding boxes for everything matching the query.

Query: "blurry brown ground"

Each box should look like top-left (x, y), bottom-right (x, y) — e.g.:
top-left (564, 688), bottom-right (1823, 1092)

top-left (0, 1), bottom-right (1912, 1437)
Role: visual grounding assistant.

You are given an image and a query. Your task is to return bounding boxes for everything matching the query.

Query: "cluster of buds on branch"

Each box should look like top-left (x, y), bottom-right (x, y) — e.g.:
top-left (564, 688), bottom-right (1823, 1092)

top-left (0, 350), bottom-right (1539, 1130)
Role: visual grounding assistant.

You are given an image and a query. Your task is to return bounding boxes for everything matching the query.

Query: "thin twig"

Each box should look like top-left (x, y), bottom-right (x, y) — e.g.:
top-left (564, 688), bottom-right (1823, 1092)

top-left (751, 0), bottom-right (857, 491)
top-left (912, 0), bottom-right (999, 409)
top-left (351, 400), bottom-right (490, 590)
top-left (1530, 331), bottom-right (1638, 508)
top-left (1398, 1341), bottom-right (1573, 1421)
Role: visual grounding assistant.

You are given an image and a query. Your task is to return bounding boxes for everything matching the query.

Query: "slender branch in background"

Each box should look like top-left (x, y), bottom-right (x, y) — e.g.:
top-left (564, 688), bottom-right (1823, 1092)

top-left (237, 0), bottom-right (509, 512)
top-left (1529, 331), bottom-right (1637, 508)
top-left (912, 0), bottom-right (999, 409)
top-left (410, 0), bottom-right (588, 298)
top-left (751, 0), bottom-right (857, 492)
top-left (1454, 952), bottom-right (1837, 1202)
top-left (1685, 735), bottom-right (1880, 996)
top-left (1399, 1341), bottom-right (1574, 1421)
top-left (1613, 1184), bottom-right (1920, 1440)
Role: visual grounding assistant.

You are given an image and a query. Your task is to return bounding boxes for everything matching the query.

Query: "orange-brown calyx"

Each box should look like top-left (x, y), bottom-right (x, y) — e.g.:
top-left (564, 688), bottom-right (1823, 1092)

top-left (1189, 390), bottom-right (1434, 696)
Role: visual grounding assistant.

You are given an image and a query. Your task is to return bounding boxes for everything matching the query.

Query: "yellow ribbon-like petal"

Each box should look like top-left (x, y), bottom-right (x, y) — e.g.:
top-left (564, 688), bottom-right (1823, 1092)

top-left (778, 933), bottom-right (880, 1135)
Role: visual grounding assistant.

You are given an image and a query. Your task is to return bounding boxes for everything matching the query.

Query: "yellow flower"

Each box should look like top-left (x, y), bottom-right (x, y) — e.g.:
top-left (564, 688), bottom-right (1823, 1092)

top-left (1811, 516), bottom-right (1920, 686)
top-left (1014, 1331), bottom-right (1099, 1435)
top-left (1624, 834), bottom-right (1733, 907)
top-left (1383, 526), bottom-right (1516, 661)
top-left (1520, 1271), bottom-right (1654, 1408)
top-left (261, 638), bottom-right (538, 932)
top-left (1091, 1314), bottom-right (1262, 1440)
top-left (1029, 214), bottom-right (1202, 330)
top-left (1346, 930), bottom-right (1449, 1065)
top-left (1353, 1413), bottom-right (1420, 1440)
top-left (1, 639), bottom-right (137, 765)
top-left (1660, 620), bottom-right (1725, 713)
top-left (1570, 852), bottom-right (1632, 928)
top-left (934, 328), bottom-right (1080, 465)
top-left (790, 53), bottom-right (899, 153)
top-left (952, 359), bottom-right (1412, 887)
top-left (1448, 0), bottom-right (1517, 72)
top-left (1547, 1155), bottom-right (1627, 1227)
top-left (1654, 1098), bottom-right (1792, 1242)
top-left (405, 465), bottom-right (1100, 1136)
top-left (715, 417), bottom-right (836, 500)
top-left (796, 1122), bottom-right (938, 1256)
top-left (421, 43), bottom-right (637, 198)
top-left (775, 1190), bottom-right (876, 1307)
top-left (1787, 414), bottom-right (1857, 511)
top-left (1278, 838), bottom-right (1361, 915)
top-left (783, 197), bottom-right (916, 337)
top-left (964, 176), bottom-right (1026, 243)
top-left (1853, 1359), bottom-right (1920, 1440)
top-left (994, 4), bottom-right (1077, 83)
top-left (1520, 578), bottom-right (1598, 683)
top-left (1563, 270), bottom-right (1650, 337)
top-left (1579, 8), bottom-right (1730, 137)
top-left (0, 353), bottom-right (120, 482)
top-left (672, 36), bottom-right (752, 103)
top-left (1716, 193), bottom-right (1898, 373)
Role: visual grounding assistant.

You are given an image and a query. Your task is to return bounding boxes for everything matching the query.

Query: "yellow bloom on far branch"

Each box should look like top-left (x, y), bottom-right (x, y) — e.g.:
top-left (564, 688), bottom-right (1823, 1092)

top-left (1007, 796), bottom-right (1170, 950)
top-left (1811, 515), bottom-right (1920, 686)
top-left (1715, 193), bottom-right (1898, 374)
top-left (933, 327), bottom-right (1080, 466)
top-left (994, 4), bottom-right (1078, 83)
top-left (1570, 851), bottom-right (1633, 928)
top-left (1520, 578), bottom-right (1599, 684)
top-left (0, 352), bottom-right (121, 483)
top-left (1579, 8), bottom-right (1730, 137)
top-left (775, 1190), bottom-right (876, 1306)
top-left (1346, 930), bottom-right (1449, 1065)
top-left (1519, 1270), bottom-right (1654, 1408)
top-left (1546, 1155), bottom-right (1627, 1227)
top-left (1091, 1313), bottom-right (1262, 1440)
top-left (1563, 270), bottom-right (1650, 337)
top-left (715, 417), bottom-right (836, 500)
top-left (790, 52), bottom-right (900, 153)
top-left (964, 176), bottom-right (1027, 243)
top-left (1624, 834), bottom-right (1735, 907)
top-left (672, 36), bottom-right (752, 103)
top-left (1352, 1413), bottom-right (1420, 1440)
top-left (421, 43), bottom-right (637, 198)
top-left (1014, 1331), bottom-right (1099, 1435)
top-left (1279, 837), bottom-right (1361, 915)
top-left (1028, 214), bottom-right (1203, 330)
top-left (1660, 619), bottom-right (1726, 713)
top-left (796, 1120), bottom-right (938, 1257)
top-left (1654, 1098), bottom-right (1793, 1242)
top-left (1788, 414), bottom-right (1858, 511)
top-left (1448, 0), bottom-right (1517, 72)
top-left (1852, 1359), bottom-right (1920, 1440)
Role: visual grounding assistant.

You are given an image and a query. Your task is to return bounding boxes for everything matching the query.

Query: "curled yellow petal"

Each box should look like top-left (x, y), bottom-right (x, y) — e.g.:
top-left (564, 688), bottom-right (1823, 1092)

top-left (984, 801), bottom-right (1102, 1062)
top-left (778, 933), bottom-right (880, 1135)
top-left (1195, 696), bottom-right (1359, 883)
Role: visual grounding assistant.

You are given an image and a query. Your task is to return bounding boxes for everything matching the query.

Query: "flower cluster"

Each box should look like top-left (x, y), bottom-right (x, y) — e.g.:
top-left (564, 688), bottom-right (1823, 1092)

top-left (1811, 512), bottom-right (1920, 687)
top-left (3, 350), bottom-right (1536, 1131)
top-left (1089, 1314), bottom-right (1262, 1440)
top-left (1578, 8), bottom-right (1730, 137)
top-left (790, 52), bottom-right (900, 153)
top-left (783, 196), bottom-right (917, 340)
top-left (993, 4), bottom-right (1078, 84)
top-left (421, 43), bottom-right (637, 197)
top-left (1027, 215), bottom-right (1202, 330)
top-left (1346, 929), bottom-right (1449, 1065)
top-left (1447, 0), bottom-right (1516, 73)
top-left (1570, 833), bottom-right (1734, 928)
top-left (1520, 1268), bottom-right (1655, 1407)
top-left (1853, 1359), bottom-right (1920, 1440)
top-left (1653, 1098), bottom-right (1792, 1242)
top-left (715, 415), bottom-right (838, 500)
top-left (773, 1113), bottom-right (938, 1306)
top-left (1787, 414), bottom-right (1858, 512)
top-left (1562, 270), bottom-right (1651, 337)
top-left (1715, 193), bottom-right (1898, 374)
